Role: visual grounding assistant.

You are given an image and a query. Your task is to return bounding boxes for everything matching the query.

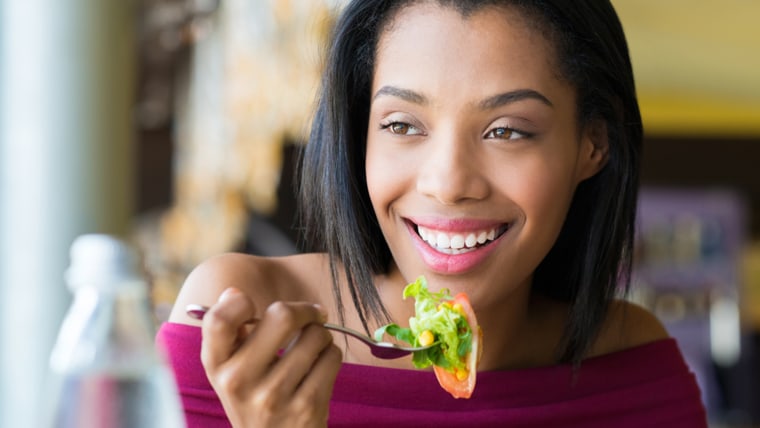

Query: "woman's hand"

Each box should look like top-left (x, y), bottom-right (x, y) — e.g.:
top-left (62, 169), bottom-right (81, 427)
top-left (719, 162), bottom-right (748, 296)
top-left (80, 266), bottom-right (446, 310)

top-left (200, 288), bottom-right (342, 428)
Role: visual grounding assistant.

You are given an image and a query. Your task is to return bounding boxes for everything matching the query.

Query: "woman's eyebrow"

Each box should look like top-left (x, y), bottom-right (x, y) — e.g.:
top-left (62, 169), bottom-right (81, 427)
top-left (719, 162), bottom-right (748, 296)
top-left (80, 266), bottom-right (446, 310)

top-left (372, 86), bottom-right (552, 109)
top-left (372, 85), bottom-right (428, 105)
top-left (478, 89), bottom-right (553, 109)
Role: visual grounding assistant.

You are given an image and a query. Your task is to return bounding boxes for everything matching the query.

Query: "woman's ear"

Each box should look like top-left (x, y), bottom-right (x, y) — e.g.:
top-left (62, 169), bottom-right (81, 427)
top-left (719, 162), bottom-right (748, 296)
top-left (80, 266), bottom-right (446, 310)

top-left (576, 119), bottom-right (609, 182)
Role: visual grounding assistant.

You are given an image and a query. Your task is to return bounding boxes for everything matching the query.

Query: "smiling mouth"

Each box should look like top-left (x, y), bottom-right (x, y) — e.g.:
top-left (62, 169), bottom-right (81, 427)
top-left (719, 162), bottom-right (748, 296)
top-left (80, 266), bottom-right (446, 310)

top-left (415, 224), bottom-right (509, 255)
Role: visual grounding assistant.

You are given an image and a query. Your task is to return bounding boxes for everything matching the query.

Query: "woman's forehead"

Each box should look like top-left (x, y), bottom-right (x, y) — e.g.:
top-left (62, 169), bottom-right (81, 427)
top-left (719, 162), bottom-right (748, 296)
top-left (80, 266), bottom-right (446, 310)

top-left (372, 2), bottom-right (569, 108)
top-left (375, 2), bottom-right (559, 73)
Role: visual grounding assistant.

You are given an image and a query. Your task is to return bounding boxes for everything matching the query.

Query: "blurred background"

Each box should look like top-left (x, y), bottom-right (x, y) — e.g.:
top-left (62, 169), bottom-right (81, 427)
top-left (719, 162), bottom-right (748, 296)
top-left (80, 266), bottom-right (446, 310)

top-left (0, 0), bottom-right (757, 426)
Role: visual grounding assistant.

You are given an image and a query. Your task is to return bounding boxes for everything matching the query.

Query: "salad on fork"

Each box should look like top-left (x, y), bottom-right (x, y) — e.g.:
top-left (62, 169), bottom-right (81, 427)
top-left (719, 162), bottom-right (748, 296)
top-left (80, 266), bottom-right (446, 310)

top-left (374, 276), bottom-right (482, 399)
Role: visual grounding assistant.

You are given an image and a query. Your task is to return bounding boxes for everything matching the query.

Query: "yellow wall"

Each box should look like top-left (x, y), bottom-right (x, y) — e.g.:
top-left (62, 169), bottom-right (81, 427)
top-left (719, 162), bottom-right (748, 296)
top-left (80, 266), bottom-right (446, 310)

top-left (612, 0), bottom-right (760, 136)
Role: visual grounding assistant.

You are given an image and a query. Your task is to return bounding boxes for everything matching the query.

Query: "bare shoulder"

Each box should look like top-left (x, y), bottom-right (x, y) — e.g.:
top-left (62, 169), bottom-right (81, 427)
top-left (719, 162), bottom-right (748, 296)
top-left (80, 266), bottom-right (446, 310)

top-left (587, 299), bottom-right (670, 358)
top-left (167, 252), bottom-right (331, 325)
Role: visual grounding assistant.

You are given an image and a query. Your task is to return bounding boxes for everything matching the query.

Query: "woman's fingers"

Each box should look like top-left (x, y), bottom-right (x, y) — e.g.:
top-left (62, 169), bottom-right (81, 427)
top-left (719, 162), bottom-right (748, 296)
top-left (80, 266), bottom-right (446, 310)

top-left (265, 343), bottom-right (343, 427)
top-left (249, 300), bottom-right (327, 354)
top-left (259, 323), bottom-right (335, 399)
top-left (290, 342), bottom-right (343, 424)
top-left (200, 288), bottom-right (257, 371)
top-left (200, 290), bottom-right (342, 422)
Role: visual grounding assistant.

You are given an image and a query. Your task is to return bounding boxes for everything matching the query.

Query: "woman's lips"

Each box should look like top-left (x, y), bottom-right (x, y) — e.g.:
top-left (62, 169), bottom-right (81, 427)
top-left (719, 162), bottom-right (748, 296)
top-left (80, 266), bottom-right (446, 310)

top-left (405, 219), bottom-right (509, 274)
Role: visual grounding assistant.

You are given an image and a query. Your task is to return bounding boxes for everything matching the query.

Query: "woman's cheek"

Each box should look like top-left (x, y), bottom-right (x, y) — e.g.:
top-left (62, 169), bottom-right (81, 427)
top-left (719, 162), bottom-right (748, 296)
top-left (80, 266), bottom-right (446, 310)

top-left (365, 146), bottom-right (399, 212)
top-left (514, 162), bottom-right (576, 242)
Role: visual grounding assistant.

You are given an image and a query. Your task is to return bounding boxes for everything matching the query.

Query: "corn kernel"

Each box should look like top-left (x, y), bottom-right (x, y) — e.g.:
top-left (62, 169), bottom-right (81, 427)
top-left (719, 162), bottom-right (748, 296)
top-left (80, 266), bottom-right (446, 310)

top-left (452, 303), bottom-right (464, 314)
top-left (418, 330), bottom-right (435, 346)
top-left (455, 368), bottom-right (468, 381)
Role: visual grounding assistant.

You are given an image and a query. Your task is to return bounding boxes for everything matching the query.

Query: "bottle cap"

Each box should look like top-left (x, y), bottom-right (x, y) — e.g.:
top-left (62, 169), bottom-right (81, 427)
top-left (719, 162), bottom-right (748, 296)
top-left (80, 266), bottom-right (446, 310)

top-left (65, 234), bottom-right (144, 290)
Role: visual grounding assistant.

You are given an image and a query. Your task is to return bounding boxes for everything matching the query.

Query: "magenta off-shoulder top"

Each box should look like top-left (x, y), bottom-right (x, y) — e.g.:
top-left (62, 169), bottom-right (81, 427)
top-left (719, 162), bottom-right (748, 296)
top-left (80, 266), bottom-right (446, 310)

top-left (156, 322), bottom-right (707, 428)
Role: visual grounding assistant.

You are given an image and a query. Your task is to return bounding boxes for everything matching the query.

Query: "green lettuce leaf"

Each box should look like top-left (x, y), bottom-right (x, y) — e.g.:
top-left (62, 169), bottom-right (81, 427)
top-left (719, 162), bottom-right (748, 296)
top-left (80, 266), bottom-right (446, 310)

top-left (374, 276), bottom-right (472, 370)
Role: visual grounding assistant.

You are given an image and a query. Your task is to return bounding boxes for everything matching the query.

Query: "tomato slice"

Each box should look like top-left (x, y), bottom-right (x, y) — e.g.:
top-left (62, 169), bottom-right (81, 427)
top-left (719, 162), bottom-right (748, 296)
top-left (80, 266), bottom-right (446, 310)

top-left (433, 292), bottom-right (481, 399)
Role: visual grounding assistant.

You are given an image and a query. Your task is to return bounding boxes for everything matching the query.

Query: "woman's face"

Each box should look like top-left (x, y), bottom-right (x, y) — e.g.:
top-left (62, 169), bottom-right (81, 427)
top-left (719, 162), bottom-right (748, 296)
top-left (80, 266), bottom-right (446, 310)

top-left (365, 3), bottom-right (605, 302)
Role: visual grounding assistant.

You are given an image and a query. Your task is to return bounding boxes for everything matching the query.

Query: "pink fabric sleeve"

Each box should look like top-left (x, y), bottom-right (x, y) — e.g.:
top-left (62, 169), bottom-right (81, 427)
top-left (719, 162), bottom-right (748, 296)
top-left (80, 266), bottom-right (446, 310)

top-left (156, 322), bottom-right (230, 428)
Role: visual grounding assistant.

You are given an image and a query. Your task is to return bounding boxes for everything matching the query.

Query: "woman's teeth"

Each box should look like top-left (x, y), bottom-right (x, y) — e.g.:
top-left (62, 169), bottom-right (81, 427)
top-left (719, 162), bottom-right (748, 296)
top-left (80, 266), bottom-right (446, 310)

top-left (417, 225), bottom-right (503, 254)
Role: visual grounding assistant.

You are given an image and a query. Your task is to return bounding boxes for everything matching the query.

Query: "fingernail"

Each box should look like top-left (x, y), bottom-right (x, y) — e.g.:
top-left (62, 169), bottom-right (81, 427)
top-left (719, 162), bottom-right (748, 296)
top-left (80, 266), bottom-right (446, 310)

top-left (218, 287), bottom-right (240, 302)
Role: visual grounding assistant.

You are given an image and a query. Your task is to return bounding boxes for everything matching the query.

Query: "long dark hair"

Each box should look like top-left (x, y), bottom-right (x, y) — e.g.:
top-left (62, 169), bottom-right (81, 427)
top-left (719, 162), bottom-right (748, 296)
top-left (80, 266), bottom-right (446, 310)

top-left (297, 0), bottom-right (643, 364)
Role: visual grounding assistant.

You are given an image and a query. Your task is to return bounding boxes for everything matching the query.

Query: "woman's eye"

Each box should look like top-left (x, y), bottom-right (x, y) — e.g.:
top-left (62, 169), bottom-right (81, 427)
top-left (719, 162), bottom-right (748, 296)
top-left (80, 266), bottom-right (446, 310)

top-left (485, 126), bottom-right (527, 140)
top-left (381, 121), bottom-right (421, 135)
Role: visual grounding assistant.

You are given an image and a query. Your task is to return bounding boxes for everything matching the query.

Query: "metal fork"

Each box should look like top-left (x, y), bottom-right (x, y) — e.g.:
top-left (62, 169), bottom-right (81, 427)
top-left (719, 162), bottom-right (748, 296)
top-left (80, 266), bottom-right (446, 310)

top-left (185, 304), bottom-right (434, 359)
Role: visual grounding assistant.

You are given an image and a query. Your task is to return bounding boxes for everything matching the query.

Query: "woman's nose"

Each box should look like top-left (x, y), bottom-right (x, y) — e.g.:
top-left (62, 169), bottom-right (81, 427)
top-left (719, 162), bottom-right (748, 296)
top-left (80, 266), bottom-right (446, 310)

top-left (415, 133), bottom-right (489, 205)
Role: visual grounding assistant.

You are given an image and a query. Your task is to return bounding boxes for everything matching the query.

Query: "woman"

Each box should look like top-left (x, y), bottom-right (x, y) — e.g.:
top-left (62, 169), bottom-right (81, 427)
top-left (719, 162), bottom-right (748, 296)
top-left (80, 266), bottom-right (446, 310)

top-left (158, 1), bottom-right (708, 426)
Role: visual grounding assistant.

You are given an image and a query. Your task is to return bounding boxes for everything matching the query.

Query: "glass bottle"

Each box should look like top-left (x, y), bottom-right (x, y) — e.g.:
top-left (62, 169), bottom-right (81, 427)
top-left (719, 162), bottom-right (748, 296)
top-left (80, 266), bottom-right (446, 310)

top-left (44, 234), bottom-right (186, 428)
